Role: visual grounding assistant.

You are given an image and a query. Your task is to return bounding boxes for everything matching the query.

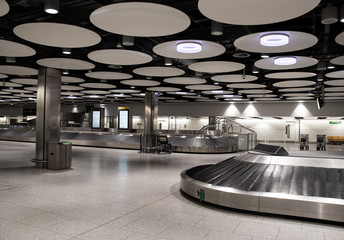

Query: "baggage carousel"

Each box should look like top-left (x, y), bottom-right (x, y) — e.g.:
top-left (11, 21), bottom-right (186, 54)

top-left (180, 144), bottom-right (344, 222)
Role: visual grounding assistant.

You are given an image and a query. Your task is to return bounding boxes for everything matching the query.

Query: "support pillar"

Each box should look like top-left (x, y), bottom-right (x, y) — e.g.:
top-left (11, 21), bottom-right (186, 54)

top-left (35, 67), bottom-right (61, 168)
top-left (142, 92), bottom-right (158, 153)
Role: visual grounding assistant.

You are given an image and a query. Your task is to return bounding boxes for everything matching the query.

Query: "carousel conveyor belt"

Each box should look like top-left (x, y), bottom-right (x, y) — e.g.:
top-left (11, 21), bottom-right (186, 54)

top-left (180, 144), bottom-right (344, 222)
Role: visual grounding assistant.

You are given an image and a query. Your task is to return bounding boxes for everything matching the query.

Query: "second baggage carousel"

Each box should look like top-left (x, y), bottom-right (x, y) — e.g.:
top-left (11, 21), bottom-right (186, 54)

top-left (180, 144), bottom-right (344, 222)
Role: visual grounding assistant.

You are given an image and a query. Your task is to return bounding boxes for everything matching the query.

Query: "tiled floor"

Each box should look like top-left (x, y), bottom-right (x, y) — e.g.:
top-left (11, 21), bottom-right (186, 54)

top-left (0, 140), bottom-right (343, 240)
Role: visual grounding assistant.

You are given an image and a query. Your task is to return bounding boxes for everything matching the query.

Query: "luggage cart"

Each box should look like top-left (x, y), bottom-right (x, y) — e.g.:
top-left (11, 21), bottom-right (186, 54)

top-left (300, 134), bottom-right (309, 150)
top-left (316, 134), bottom-right (326, 151)
top-left (157, 135), bottom-right (172, 154)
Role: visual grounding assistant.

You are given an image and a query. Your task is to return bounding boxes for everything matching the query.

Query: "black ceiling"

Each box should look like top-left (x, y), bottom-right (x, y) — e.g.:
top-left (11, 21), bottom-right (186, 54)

top-left (1, 0), bottom-right (344, 105)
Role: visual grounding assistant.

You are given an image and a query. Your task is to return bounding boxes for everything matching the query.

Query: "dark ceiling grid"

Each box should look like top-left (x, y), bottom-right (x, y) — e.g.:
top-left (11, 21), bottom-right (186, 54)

top-left (0, 0), bottom-right (344, 105)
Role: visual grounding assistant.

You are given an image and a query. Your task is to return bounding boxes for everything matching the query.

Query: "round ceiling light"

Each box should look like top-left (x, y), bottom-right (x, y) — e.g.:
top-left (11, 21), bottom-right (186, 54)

top-left (274, 57), bottom-right (297, 66)
top-left (260, 34), bottom-right (289, 47)
top-left (176, 42), bottom-right (202, 53)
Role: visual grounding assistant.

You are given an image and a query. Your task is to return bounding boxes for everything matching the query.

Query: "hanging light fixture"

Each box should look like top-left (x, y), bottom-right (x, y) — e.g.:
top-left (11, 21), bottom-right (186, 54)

top-left (122, 35), bottom-right (134, 46)
top-left (62, 48), bottom-right (71, 55)
top-left (211, 21), bottom-right (223, 36)
top-left (274, 57), bottom-right (297, 66)
top-left (261, 53), bottom-right (269, 59)
top-left (260, 34), bottom-right (289, 47)
top-left (177, 42), bottom-right (202, 53)
top-left (340, 5), bottom-right (344, 23)
top-left (164, 58), bottom-right (173, 66)
top-left (44, 0), bottom-right (59, 14)
top-left (6, 57), bottom-right (16, 63)
top-left (321, 6), bottom-right (338, 24)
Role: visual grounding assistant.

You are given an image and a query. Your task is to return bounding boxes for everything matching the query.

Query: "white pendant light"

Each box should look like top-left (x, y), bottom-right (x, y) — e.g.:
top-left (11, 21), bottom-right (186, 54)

top-left (260, 34), bottom-right (289, 47)
top-left (211, 21), bottom-right (223, 36)
top-left (274, 57), bottom-right (297, 66)
top-left (44, 0), bottom-right (59, 14)
top-left (321, 6), bottom-right (338, 24)
top-left (122, 35), bottom-right (134, 46)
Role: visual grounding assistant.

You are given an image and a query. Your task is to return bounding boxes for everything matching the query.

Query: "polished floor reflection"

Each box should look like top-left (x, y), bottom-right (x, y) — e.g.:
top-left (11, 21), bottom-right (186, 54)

top-left (0, 141), bottom-right (343, 240)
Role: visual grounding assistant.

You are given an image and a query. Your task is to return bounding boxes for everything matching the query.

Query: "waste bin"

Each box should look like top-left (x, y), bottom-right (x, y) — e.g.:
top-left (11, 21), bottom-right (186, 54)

top-left (48, 141), bottom-right (72, 170)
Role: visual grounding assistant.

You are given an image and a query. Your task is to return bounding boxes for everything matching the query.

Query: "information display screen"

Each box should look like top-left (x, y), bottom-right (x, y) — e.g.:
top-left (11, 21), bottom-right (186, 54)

top-left (92, 110), bottom-right (101, 129)
top-left (118, 109), bottom-right (129, 129)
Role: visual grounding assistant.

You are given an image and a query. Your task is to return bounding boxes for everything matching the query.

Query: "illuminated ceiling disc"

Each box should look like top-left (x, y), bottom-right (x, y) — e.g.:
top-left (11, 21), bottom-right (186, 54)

top-left (325, 87), bottom-right (344, 92)
top-left (330, 56), bottom-right (344, 66)
top-left (211, 74), bottom-right (257, 83)
top-left (255, 56), bottom-right (318, 70)
top-left (283, 93), bottom-right (314, 97)
top-left (14, 22), bottom-right (101, 48)
top-left (198, 0), bottom-right (320, 25)
top-left (166, 92), bottom-right (196, 96)
top-left (273, 80), bottom-right (315, 88)
top-left (81, 90), bottom-right (110, 95)
top-left (79, 83), bottom-right (116, 89)
top-left (188, 61), bottom-right (245, 73)
top-left (234, 31), bottom-right (317, 53)
top-left (202, 90), bottom-right (233, 95)
top-left (10, 78), bottom-right (37, 85)
top-left (61, 92), bottom-right (84, 96)
top-left (0, 0), bottom-right (9, 17)
top-left (111, 89), bottom-right (140, 93)
top-left (146, 87), bottom-right (181, 92)
top-left (239, 89), bottom-right (272, 94)
top-left (0, 39), bottom-right (36, 57)
top-left (325, 71), bottom-right (344, 78)
top-left (86, 71), bottom-right (133, 80)
top-left (0, 65), bottom-right (37, 76)
top-left (335, 32), bottom-right (344, 46)
top-left (163, 77), bottom-right (206, 85)
top-left (37, 58), bottom-right (95, 70)
top-left (0, 91), bottom-right (11, 95)
top-left (61, 85), bottom-right (84, 91)
top-left (120, 79), bottom-right (160, 87)
top-left (88, 49), bottom-right (152, 65)
top-left (61, 76), bottom-right (85, 83)
top-left (278, 87), bottom-right (314, 92)
top-left (265, 72), bottom-right (316, 79)
top-left (227, 83), bottom-right (266, 89)
top-left (325, 80), bottom-right (344, 86)
top-left (255, 98), bottom-right (281, 101)
top-left (185, 85), bottom-right (222, 90)
top-left (0, 73), bottom-right (8, 78)
top-left (214, 94), bottom-right (242, 99)
top-left (90, 2), bottom-right (190, 37)
top-left (133, 67), bottom-right (184, 77)
top-left (3, 88), bottom-right (31, 93)
top-left (325, 92), bottom-right (344, 96)
top-left (247, 94), bottom-right (277, 98)
top-left (153, 40), bottom-right (225, 59)
top-left (177, 42), bottom-right (202, 53)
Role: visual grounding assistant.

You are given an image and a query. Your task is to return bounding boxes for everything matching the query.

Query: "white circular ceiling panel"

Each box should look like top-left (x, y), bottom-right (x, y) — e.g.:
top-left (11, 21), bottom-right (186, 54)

top-left (14, 22), bottom-right (101, 48)
top-left (326, 71), bottom-right (344, 78)
top-left (3, 88), bottom-right (31, 93)
top-left (90, 2), bottom-right (190, 37)
top-left (146, 87), bottom-right (181, 92)
top-left (185, 85), bottom-right (222, 90)
top-left (255, 56), bottom-right (318, 70)
top-left (0, 65), bottom-right (37, 76)
top-left (227, 83), bottom-right (266, 89)
top-left (248, 94), bottom-right (277, 98)
top-left (273, 80), bottom-right (315, 88)
top-left (234, 31), bottom-right (317, 53)
top-left (163, 77), bottom-right (206, 85)
top-left (0, 82), bottom-right (22, 87)
top-left (325, 92), bottom-right (344, 96)
top-left (166, 92), bottom-right (196, 96)
top-left (81, 90), bottom-right (110, 95)
top-left (325, 80), bottom-right (344, 86)
top-left (212, 74), bottom-right (257, 83)
top-left (86, 71), bottom-right (133, 80)
top-left (188, 61), bottom-right (245, 73)
top-left (61, 92), bottom-right (84, 96)
top-left (79, 83), bottom-right (116, 89)
top-left (153, 40), bottom-right (225, 59)
top-left (0, 73), bottom-right (8, 78)
top-left (239, 89), bottom-right (272, 94)
top-left (335, 32), bottom-right (344, 46)
top-left (61, 76), bottom-right (85, 83)
top-left (325, 87), bottom-right (344, 92)
top-left (24, 87), bottom-right (37, 92)
top-left (111, 89), bottom-right (140, 94)
top-left (133, 67), bottom-right (184, 77)
top-left (0, 0), bottom-right (9, 17)
top-left (265, 72), bottom-right (316, 79)
top-left (0, 39), bottom-right (36, 57)
top-left (198, 0), bottom-right (320, 25)
top-left (196, 99), bottom-right (219, 102)
top-left (120, 79), bottom-right (160, 87)
top-left (37, 58), bottom-right (95, 70)
top-left (330, 56), bottom-right (344, 66)
top-left (255, 98), bottom-right (281, 101)
top-left (202, 90), bottom-right (233, 95)
top-left (10, 78), bottom-right (37, 85)
top-left (283, 93), bottom-right (314, 97)
top-left (61, 85), bottom-right (84, 91)
top-left (278, 87), bottom-right (314, 92)
top-left (88, 49), bottom-right (152, 65)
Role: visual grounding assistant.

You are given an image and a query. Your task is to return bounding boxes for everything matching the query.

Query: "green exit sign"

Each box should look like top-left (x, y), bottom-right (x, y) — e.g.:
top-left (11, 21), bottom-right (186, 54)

top-left (329, 121), bottom-right (342, 124)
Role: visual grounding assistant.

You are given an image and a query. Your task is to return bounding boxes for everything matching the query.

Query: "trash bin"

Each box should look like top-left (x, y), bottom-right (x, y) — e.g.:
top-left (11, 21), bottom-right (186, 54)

top-left (48, 141), bottom-right (72, 170)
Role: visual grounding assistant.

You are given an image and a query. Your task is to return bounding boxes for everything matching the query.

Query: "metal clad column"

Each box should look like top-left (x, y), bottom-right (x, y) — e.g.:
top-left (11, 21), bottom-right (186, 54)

top-left (143, 91), bottom-right (158, 153)
top-left (35, 67), bottom-right (61, 168)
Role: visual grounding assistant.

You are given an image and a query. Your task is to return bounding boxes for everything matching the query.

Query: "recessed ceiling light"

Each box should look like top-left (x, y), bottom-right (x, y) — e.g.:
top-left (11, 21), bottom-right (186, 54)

top-left (274, 57), bottom-right (297, 66)
top-left (260, 34), bottom-right (289, 47)
top-left (176, 91), bottom-right (187, 94)
top-left (89, 95), bottom-right (99, 98)
top-left (67, 96), bottom-right (77, 99)
top-left (177, 42), bottom-right (202, 53)
top-left (212, 90), bottom-right (223, 94)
